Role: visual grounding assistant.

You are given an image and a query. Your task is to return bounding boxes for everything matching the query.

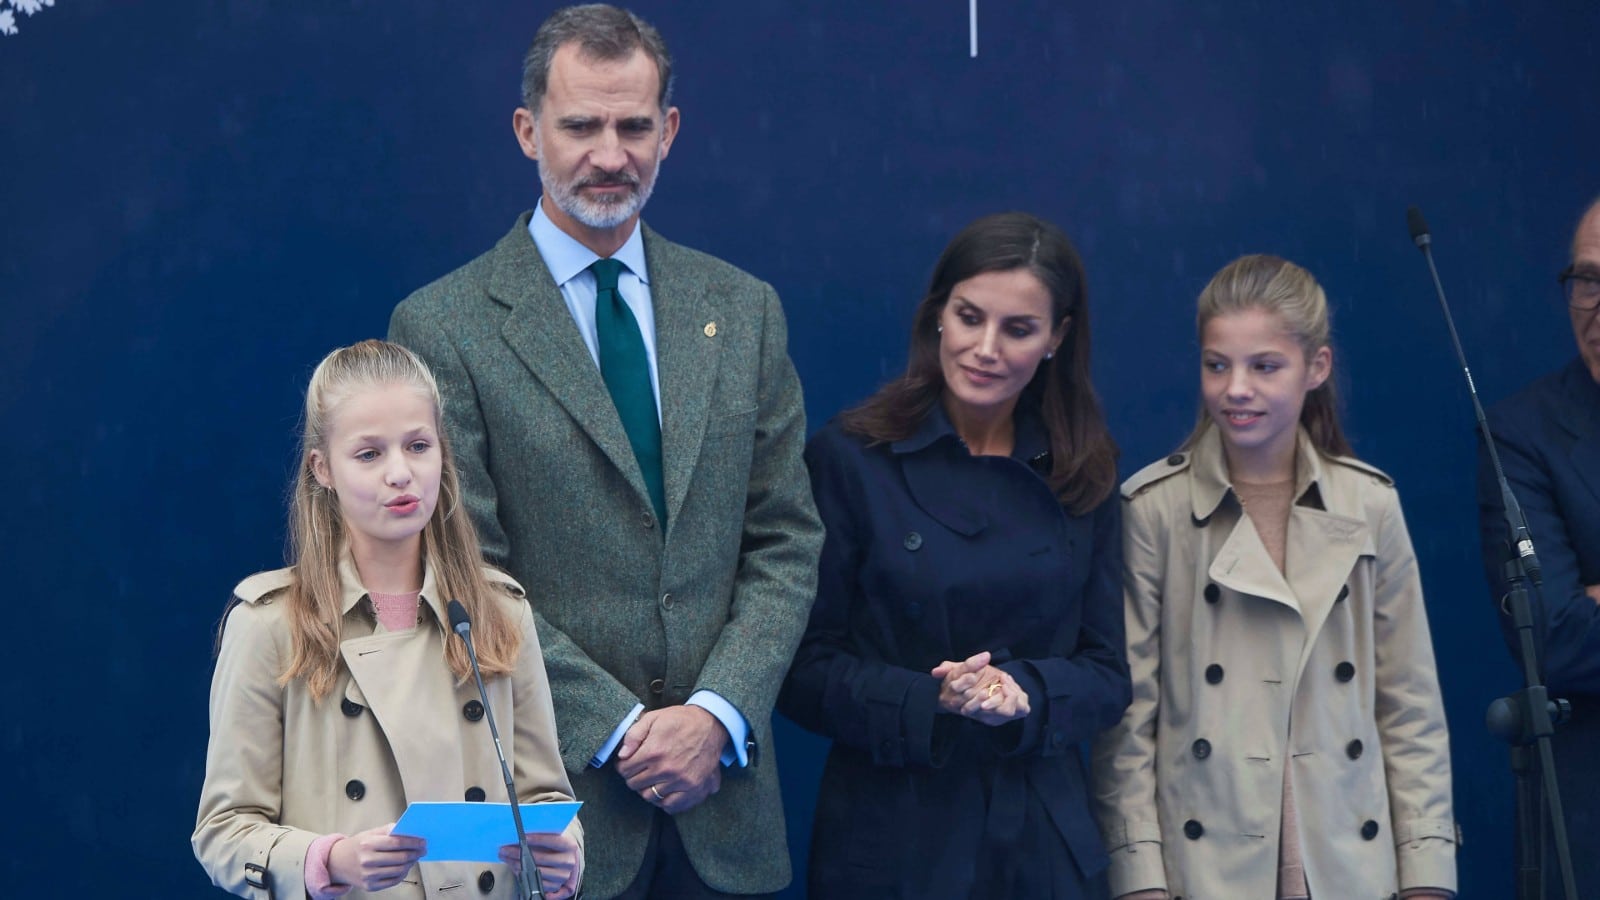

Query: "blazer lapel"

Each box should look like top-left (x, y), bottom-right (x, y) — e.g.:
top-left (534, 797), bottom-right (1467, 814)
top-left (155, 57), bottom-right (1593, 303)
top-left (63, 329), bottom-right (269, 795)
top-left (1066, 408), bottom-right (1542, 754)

top-left (491, 217), bottom-right (654, 507)
top-left (645, 227), bottom-right (722, 524)
top-left (1561, 359), bottom-right (1600, 509)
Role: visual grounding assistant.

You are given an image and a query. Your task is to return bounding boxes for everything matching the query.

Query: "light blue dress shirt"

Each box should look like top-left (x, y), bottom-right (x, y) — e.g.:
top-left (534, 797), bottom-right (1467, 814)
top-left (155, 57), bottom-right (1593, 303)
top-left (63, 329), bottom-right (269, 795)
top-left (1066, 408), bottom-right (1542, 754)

top-left (527, 201), bottom-right (751, 769)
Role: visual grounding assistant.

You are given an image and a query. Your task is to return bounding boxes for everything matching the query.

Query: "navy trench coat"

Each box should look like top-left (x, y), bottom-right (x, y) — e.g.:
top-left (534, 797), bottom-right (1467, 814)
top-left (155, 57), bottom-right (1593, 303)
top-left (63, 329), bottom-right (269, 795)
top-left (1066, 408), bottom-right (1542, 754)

top-left (779, 406), bottom-right (1131, 899)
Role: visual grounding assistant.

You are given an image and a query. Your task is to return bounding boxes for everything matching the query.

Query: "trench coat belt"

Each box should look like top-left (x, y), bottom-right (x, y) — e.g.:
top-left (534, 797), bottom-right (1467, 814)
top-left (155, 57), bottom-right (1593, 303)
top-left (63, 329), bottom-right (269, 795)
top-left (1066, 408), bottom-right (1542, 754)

top-left (982, 761), bottom-right (1028, 869)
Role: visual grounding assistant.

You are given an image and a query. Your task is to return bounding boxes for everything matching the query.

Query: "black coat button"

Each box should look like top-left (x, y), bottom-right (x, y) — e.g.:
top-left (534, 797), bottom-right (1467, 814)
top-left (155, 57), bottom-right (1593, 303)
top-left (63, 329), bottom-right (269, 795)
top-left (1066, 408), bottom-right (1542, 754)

top-left (1183, 819), bottom-right (1204, 839)
top-left (478, 870), bottom-right (495, 893)
top-left (1361, 819), bottom-right (1380, 840)
top-left (344, 779), bottom-right (365, 801)
top-left (1347, 739), bottom-right (1364, 760)
top-left (340, 699), bottom-right (363, 718)
top-left (463, 700), bottom-right (485, 722)
top-left (1335, 661), bottom-right (1356, 682)
top-left (1203, 583), bottom-right (1220, 604)
top-left (904, 531), bottom-right (923, 551)
top-left (1337, 585), bottom-right (1350, 603)
top-left (465, 786), bottom-right (486, 802)
top-left (1191, 738), bottom-right (1212, 759)
top-left (1167, 454), bottom-right (1186, 466)
top-left (1205, 664), bottom-right (1224, 684)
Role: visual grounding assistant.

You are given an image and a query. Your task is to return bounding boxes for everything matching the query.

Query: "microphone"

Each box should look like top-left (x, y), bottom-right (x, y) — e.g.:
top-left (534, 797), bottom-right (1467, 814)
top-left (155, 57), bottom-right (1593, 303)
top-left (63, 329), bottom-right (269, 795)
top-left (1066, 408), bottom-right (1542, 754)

top-left (448, 600), bottom-right (546, 900)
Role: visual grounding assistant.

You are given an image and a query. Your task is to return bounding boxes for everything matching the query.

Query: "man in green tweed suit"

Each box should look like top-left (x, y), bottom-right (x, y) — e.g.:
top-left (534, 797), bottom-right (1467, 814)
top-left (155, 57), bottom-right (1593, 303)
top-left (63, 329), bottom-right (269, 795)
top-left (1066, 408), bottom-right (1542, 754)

top-left (388, 6), bottom-right (822, 898)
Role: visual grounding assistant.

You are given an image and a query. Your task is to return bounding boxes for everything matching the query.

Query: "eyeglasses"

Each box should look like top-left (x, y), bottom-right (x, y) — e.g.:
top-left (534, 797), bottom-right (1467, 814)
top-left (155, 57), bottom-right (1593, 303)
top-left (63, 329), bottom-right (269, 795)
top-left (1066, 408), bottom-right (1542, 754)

top-left (1559, 265), bottom-right (1600, 310)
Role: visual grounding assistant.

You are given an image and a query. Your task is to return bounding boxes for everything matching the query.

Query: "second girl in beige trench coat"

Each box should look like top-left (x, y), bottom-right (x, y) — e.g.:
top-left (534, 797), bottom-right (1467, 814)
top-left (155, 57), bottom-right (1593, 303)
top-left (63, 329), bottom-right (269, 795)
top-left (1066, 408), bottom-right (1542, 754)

top-left (1091, 427), bottom-right (1458, 899)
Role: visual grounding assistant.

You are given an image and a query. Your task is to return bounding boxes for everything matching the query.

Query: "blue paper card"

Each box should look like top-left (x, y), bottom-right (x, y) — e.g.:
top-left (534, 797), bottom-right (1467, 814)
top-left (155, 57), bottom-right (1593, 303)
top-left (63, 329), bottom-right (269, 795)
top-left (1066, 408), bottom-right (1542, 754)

top-left (394, 801), bottom-right (582, 863)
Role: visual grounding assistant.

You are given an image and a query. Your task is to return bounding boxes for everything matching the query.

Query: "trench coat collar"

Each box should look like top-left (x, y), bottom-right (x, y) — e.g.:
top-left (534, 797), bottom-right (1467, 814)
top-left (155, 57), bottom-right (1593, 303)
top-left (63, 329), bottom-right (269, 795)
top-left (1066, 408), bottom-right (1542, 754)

top-left (1188, 425), bottom-right (1326, 522)
top-left (890, 396), bottom-right (1050, 464)
top-left (336, 548), bottom-right (446, 633)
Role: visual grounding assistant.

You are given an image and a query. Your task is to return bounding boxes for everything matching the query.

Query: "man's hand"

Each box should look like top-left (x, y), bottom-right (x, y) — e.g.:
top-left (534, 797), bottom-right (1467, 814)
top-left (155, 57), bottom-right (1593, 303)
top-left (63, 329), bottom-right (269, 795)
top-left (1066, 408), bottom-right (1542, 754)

top-left (615, 705), bottom-right (727, 814)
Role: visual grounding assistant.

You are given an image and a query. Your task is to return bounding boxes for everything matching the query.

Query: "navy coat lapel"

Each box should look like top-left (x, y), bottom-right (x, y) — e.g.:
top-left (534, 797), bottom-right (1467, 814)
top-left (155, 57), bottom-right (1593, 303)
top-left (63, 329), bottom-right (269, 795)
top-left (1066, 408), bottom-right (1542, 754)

top-left (646, 226), bottom-right (721, 525)
top-left (1561, 359), bottom-right (1600, 509)
top-left (488, 221), bottom-right (654, 508)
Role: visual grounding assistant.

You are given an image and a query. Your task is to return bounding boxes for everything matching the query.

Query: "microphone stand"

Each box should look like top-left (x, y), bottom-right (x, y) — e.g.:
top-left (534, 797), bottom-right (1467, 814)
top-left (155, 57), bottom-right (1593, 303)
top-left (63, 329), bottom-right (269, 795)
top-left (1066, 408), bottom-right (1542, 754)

top-left (1407, 206), bottom-right (1578, 900)
top-left (451, 601), bottom-right (546, 900)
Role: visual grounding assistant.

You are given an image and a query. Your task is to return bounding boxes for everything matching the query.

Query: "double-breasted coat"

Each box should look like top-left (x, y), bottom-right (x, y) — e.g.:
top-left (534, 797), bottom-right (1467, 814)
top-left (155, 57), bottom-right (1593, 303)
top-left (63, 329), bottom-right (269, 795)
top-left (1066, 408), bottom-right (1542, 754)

top-left (193, 556), bottom-right (580, 899)
top-left (388, 214), bottom-right (824, 898)
top-left (779, 408), bottom-right (1132, 899)
top-left (1091, 427), bottom-right (1457, 899)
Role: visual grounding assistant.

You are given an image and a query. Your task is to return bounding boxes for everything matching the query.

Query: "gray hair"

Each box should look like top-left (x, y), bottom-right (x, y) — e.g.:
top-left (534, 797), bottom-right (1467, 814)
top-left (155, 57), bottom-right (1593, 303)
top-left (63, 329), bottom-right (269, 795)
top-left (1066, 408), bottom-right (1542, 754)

top-left (520, 4), bottom-right (674, 116)
top-left (1574, 193), bottom-right (1600, 264)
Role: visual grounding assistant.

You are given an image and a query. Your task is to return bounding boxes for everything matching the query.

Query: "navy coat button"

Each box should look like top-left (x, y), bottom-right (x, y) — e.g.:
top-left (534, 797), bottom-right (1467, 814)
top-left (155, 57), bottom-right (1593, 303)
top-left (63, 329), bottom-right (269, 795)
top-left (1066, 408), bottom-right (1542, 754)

top-left (649, 678), bottom-right (666, 694)
top-left (463, 700), bottom-right (484, 722)
top-left (1347, 739), bottom-right (1364, 759)
top-left (345, 779), bottom-right (365, 801)
top-left (1361, 819), bottom-right (1380, 840)
top-left (1049, 731), bottom-right (1065, 747)
top-left (478, 870), bottom-right (496, 893)
top-left (1335, 661), bottom-right (1356, 682)
top-left (1337, 584), bottom-right (1350, 602)
top-left (1167, 454), bottom-right (1186, 466)
top-left (1192, 738), bottom-right (1212, 759)
top-left (1203, 584), bottom-right (1220, 604)
top-left (1205, 664), bottom-right (1224, 684)
top-left (906, 601), bottom-right (922, 618)
top-left (1183, 819), bottom-right (1204, 839)
top-left (465, 786), bottom-right (486, 802)
top-left (904, 531), bottom-right (923, 551)
top-left (340, 699), bottom-right (363, 718)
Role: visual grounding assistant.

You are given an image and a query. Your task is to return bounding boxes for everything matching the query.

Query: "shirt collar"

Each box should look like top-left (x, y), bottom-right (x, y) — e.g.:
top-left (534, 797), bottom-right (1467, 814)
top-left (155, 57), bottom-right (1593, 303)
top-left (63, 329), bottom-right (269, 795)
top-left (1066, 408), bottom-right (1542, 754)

top-left (336, 548), bottom-right (446, 628)
top-left (1189, 424), bottom-right (1327, 520)
top-left (528, 200), bottom-right (650, 287)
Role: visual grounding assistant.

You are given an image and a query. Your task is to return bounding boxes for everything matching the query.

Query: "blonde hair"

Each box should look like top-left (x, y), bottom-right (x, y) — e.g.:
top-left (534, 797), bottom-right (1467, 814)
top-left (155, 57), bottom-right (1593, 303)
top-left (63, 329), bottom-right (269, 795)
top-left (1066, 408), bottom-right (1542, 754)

top-left (1182, 254), bottom-right (1352, 457)
top-left (281, 340), bottom-right (521, 700)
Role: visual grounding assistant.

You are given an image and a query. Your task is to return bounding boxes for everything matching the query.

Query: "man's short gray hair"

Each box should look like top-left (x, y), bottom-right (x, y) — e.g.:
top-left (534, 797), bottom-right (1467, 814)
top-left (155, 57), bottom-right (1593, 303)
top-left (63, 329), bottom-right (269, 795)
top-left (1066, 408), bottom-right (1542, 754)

top-left (520, 4), bottom-right (674, 117)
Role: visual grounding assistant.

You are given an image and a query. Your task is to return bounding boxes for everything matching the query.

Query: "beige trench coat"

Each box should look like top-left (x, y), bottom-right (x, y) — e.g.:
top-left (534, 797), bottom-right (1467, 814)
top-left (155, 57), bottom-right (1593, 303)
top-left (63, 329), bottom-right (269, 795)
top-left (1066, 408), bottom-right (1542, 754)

top-left (194, 556), bottom-right (582, 899)
top-left (1090, 428), bottom-right (1456, 899)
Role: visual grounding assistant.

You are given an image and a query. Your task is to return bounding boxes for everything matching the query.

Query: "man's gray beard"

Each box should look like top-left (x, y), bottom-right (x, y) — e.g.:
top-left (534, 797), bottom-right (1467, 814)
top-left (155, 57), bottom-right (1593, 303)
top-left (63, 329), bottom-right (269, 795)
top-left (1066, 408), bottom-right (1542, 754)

top-left (540, 157), bottom-right (661, 230)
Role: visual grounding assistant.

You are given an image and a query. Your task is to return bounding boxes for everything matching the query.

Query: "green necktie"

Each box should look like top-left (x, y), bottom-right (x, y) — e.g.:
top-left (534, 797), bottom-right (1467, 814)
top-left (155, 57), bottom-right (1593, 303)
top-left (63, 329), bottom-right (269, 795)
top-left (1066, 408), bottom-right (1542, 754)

top-left (591, 258), bottom-right (667, 528)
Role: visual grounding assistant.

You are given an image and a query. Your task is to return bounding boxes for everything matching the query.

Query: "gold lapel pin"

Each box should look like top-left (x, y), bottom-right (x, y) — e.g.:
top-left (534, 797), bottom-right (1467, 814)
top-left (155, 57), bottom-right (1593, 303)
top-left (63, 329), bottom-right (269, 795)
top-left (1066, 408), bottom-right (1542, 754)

top-left (703, 322), bottom-right (717, 338)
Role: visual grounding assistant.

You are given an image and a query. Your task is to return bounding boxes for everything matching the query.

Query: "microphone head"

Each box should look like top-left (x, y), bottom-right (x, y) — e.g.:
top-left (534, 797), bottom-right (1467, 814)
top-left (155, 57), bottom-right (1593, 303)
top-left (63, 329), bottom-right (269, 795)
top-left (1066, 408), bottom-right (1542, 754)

top-left (447, 599), bottom-right (472, 637)
top-left (1406, 205), bottom-right (1431, 249)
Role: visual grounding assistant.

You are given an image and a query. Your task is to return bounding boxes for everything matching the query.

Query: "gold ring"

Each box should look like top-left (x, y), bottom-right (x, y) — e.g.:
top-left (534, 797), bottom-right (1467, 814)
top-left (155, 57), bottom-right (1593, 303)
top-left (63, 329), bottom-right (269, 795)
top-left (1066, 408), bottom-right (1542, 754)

top-left (651, 784), bottom-right (664, 801)
top-left (986, 682), bottom-right (1001, 698)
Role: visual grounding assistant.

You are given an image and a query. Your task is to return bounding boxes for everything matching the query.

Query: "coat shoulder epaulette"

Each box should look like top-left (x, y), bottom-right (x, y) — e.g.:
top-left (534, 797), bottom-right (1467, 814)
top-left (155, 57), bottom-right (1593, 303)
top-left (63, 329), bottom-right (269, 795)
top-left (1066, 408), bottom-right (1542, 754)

top-left (1326, 453), bottom-right (1395, 488)
top-left (231, 567), bottom-right (295, 605)
top-left (483, 566), bottom-right (526, 599)
top-left (1122, 451), bottom-right (1193, 500)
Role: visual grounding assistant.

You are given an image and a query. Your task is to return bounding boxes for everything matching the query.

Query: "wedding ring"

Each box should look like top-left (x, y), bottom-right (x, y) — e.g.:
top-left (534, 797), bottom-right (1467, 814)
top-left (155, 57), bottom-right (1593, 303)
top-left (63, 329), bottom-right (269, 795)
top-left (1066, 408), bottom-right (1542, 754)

top-left (986, 682), bottom-right (1001, 698)
top-left (651, 784), bottom-right (664, 801)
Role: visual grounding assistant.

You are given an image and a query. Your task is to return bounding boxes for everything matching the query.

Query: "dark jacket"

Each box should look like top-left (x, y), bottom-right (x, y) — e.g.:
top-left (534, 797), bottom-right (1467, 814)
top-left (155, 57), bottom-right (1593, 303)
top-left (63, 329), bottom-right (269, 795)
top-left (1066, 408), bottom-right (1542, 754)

top-left (779, 406), bottom-right (1130, 900)
top-left (1478, 356), bottom-right (1600, 893)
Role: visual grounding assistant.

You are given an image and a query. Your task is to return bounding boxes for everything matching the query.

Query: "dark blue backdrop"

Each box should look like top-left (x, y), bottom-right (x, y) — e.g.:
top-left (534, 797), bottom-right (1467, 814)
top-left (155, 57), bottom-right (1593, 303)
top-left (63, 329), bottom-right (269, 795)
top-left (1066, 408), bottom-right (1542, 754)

top-left (3, 1), bottom-right (1596, 895)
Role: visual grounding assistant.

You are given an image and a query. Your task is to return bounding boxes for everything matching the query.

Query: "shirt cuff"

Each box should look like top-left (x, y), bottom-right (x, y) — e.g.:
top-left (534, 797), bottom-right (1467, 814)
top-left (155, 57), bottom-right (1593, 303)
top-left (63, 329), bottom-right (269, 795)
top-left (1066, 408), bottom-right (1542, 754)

top-left (687, 690), bottom-right (749, 767)
top-left (590, 703), bottom-right (645, 767)
top-left (304, 832), bottom-right (350, 900)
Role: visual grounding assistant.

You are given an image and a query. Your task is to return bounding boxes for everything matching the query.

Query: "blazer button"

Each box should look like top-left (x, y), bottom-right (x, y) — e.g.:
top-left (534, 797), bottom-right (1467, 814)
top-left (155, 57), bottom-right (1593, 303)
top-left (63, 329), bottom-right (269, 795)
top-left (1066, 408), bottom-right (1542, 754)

top-left (1183, 819), bottom-right (1204, 839)
top-left (344, 779), bottom-right (365, 801)
top-left (649, 678), bottom-right (666, 694)
top-left (1336, 584), bottom-right (1350, 603)
top-left (904, 531), bottom-right (923, 551)
top-left (1346, 739), bottom-right (1364, 760)
top-left (1205, 664), bottom-right (1224, 684)
top-left (340, 698), bottom-right (364, 718)
top-left (641, 512), bottom-right (655, 530)
top-left (1361, 819), bottom-right (1380, 840)
top-left (660, 592), bottom-right (674, 610)
top-left (1167, 454), bottom-right (1186, 466)
top-left (1335, 661), bottom-right (1356, 682)
top-left (1203, 584), bottom-right (1220, 605)
top-left (465, 786), bottom-right (486, 802)
top-left (463, 700), bottom-right (485, 722)
top-left (478, 870), bottom-right (495, 893)
top-left (1191, 738), bottom-right (1212, 759)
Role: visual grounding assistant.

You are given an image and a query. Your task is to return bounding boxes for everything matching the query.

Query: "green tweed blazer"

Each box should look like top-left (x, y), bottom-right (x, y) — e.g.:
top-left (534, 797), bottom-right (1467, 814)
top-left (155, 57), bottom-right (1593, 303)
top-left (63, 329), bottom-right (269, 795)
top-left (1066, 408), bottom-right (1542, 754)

top-left (389, 213), bottom-right (823, 898)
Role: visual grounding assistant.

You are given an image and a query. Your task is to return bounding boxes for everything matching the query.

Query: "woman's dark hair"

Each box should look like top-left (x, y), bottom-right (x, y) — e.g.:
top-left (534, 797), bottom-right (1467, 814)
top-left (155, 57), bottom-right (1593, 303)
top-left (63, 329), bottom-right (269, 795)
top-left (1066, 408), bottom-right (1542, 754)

top-left (840, 212), bottom-right (1118, 514)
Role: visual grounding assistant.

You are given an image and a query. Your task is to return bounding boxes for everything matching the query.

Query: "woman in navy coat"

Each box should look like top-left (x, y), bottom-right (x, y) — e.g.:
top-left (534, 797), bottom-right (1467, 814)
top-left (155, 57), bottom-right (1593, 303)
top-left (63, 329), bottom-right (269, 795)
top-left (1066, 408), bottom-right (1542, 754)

top-left (779, 212), bottom-right (1131, 899)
